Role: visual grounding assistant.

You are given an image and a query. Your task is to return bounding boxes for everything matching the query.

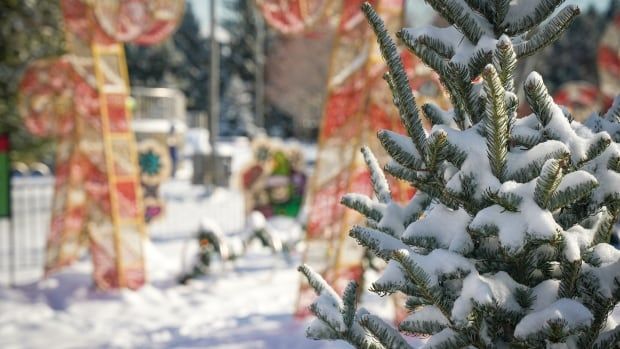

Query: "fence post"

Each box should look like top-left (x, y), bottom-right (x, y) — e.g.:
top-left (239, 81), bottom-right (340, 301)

top-left (0, 133), bottom-right (13, 286)
top-left (9, 219), bottom-right (15, 287)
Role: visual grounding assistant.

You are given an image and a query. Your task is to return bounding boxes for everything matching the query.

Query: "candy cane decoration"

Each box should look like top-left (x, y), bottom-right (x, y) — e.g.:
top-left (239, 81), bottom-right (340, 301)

top-left (295, 0), bottom-right (448, 317)
top-left (256, 0), bottom-right (329, 35)
top-left (18, 0), bottom-right (184, 290)
top-left (598, 15), bottom-right (620, 100)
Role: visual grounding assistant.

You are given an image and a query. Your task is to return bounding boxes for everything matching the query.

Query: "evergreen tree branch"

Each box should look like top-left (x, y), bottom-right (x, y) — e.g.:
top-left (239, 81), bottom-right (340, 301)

top-left (583, 134), bottom-right (612, 165)
top-left (378, 130), bottom-right (426, 170)
top-left (514, 5), bottom-right (580, 58)
top-left (482, 64), bottom-right (509, 180)
top-left (385, 161), bottom-right (460, 209)
top-left (468, 48), bottom-right (495, 80)
top-left (421, 0), bottom-right (489, 43)
top-left (298, 264), bottom-right (339, 299)
top-left (443, 141), bottom-right (469, 168)
top-left (361, 146), bottom-right (392, 203)
top-left (577, 273), bottom-right (619, 349)
top-left (350, 225), bottom-right (408, 261)
top-left (493, 35), bottom-right (517, 93)
top-left (592, 325), bottom-right (620, 349)
top-left (392, 250), bottom-right (452, 319)
top-left (558, 259), bottom-right (581, 298)
top-left (512, 132), bottom-right (544, 149)
top-left (426, 130), bottom-right (448, 173)
top-left (403, 191), bottom-right (433, 226)
top-left (399, 318), bottom-right (448, 336)
top-left (505, 146), bottom-right (569, 183)
top-left (548, 179), bottom-right (598, 212)
top-left (399, 35), bottom-right (449, 78)
top-left (360, 314), bottom-right (413, 349)
top-left (342, 282), bottom-right (359, 330)
top-left (415, 34), bottom-right (455, 59)
top-left (491, 0), bottom-right (511, 30)
top-left (483, 189), bottom-right (523, 212)
top-left (534, 159), bottom-right (563, 209)
top-left (592, 208), bottom-right (615, 245)
top-left (524, 72), bottom-right (554, 127)
top-left (464, 0), bottom-right (494, 21)
top-left (447, 62), bottom-right (476, 128)
top-left (609, 155), bottom-right (620, 173)
top-left (363, 3), bottom-right (427, 156)
top-left (341, 193), bottom-right (383, 222)
top-left (300, 266), bottom-right (385, 348)
top-left (422, 103), bottom-right (451, 128)
top-left (503, 0), bottom-right (566, 35)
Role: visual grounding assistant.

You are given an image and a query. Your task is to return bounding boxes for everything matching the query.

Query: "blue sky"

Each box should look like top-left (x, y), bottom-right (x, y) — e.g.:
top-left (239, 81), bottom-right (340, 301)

top-left (188, 0), bottom-right (236, 36)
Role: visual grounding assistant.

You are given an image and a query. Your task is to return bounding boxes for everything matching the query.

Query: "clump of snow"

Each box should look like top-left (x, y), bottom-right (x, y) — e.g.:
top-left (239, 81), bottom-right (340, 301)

top-left (525, 72), bottom-right (614, 166)
top-left (590, 243), bottom-right (620, 265)
top-left (403, 20), bottom-right (496, 66)
top-left (585, 114), bottom-right (620, 141)
top-left (434, 125), bottom-right (501, 200)
top-left (452, 271), bottom-right (523, 323)
top-left (583, 259), bottom-right (620, 299)
top-left (380, 130), bottom-right (423, 166)
top-left (562, 209), bottom-right (609, 262)
top-left (247, 210), bottom-right (267, 231)
top-left (582, 144), bottom-right (620, 205)
top-left (470, 180), bottom-right (560, 251)
top-left (378, 201), bottom-right (407, 236)
top-left (530, 279), bottom-right (559, 311)
top-left (398, 249), bottom-right (475, 287)
top-left (596, 305), bottom-right (620, 346)
top-left (313, 293), bottom-right (346, 333)
top-left (503, 0), bottom-right (562, 27)
top-left (514, 299), bottom-right (593, 339)
top-left (554, 171), bottom-right (597, 194)
top-left (403, 204), bottom-right (472, 253)
top-left (421, 328), bottom-right (458, 348)
top-left (401, 305), bottom-right (449, 328)
top-left (373, 260), bottom-right (407, 291)
top-left (506, 140), bottom-right (569, 180)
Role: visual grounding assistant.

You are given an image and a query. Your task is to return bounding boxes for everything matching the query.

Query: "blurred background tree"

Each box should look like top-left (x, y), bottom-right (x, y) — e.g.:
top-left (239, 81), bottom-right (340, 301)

top-left (126, 0), bottom-right (270, 137)
top-left (532, 0), bottom-right (620, 93)
top-left (0, 0), bottom-right (65, 164)
top-left (219, 0), bottom-right (266, 137)
top-left (126, 2), bottom-right (212, 112)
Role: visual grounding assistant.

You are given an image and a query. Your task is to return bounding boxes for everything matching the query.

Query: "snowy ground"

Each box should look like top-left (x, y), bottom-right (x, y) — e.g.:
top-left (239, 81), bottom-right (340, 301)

top-left (0, 237), bottom-right (354, 349)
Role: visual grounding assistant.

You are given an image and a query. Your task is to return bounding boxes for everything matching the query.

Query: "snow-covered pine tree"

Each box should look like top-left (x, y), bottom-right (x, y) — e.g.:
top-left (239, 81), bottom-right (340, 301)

top-left (299, 1), bottom-right (620, 348)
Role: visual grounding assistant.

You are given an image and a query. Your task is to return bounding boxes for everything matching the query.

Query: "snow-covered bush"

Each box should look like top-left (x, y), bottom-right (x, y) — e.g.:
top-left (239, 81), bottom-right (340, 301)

top-left (300, 1), bottom-right (620, 348)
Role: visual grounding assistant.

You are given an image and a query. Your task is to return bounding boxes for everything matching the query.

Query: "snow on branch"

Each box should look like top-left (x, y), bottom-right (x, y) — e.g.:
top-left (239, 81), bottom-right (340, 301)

top-left (513, 5), bottom-right (580, 58)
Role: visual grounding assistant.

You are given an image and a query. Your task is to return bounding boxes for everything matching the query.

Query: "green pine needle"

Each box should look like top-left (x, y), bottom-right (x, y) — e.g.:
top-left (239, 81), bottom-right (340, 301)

top-left (362, 3), bottom-right (427, 156)
top-left (534, 159), bottom-right (563, 209)
top-left (483, 64), bottom-right (509, 181)
top-left (514, 5), bottom-right (580, 58)
top-left (503, 0), bottom-right (566, 35)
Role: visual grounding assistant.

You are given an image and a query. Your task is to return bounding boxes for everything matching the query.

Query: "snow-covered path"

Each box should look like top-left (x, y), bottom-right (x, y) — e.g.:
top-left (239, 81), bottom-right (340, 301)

top-left (0, 239), bottom-right (348, 349)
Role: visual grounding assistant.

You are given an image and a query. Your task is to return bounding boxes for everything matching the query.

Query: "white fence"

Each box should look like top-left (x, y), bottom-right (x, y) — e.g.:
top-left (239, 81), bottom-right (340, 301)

top-left (0, 177), bottom-right (245, 286)
top-left (0, 176), bottom-right (54, 285)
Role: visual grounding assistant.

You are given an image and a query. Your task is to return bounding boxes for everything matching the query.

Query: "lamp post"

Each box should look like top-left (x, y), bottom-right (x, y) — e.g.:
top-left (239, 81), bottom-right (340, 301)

top-left (209, 0), bottom-right (220, 185)
top-left (254, 3), bottom-right (265, 130)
